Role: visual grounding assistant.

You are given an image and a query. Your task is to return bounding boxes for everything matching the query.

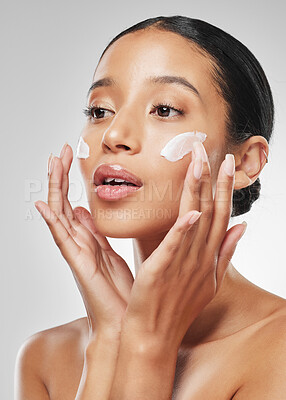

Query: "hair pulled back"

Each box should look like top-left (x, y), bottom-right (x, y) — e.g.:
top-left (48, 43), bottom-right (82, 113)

top-left (98, 16), bottom-right (274, 217)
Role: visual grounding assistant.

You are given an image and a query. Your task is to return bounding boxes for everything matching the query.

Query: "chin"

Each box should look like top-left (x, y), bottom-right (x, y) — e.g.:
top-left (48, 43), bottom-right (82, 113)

top-left (91, 216), bottom-right (144, 238)
top-left (91, 213), bottom-right (175, 239)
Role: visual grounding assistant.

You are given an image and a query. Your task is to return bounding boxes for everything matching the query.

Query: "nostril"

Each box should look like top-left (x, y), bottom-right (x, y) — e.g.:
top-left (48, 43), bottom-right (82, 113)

top-left (116, 144), bottom-right (130, 150)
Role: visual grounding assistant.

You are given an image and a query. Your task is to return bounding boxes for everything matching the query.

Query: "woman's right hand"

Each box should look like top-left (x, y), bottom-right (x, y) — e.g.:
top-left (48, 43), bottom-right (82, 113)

top-left (34, 143), bottom-right (134, 340)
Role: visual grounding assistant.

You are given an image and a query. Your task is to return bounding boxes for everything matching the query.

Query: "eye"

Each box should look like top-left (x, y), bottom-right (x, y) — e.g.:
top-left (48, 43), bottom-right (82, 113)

top-left (83, 105), bottom-right (114, 121)
top-left (151, 103), bottom-right (185, 119)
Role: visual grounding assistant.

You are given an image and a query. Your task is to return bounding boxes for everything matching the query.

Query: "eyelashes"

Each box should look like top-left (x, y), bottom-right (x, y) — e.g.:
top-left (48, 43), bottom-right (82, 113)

top-left (83, 102), bottom-right (185, 121)
top-left (83, 105), bottom-right (112, 119)
top-left (151, 102), bottom-right (185, 118)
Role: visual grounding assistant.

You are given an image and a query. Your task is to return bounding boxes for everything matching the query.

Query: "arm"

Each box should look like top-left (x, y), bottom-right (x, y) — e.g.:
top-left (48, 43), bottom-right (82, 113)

top-left (34, 144), bottom-right (134, 398)
top-left (75, 334), bottom-right (121, 400)
top-left (108, 143), bottom-right (245, 399)
top-left (109, 331), bottom-right (178, 400)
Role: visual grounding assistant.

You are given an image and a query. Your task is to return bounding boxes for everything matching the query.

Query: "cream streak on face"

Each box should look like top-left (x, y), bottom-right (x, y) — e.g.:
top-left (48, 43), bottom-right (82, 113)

top-left (160, 131), bottom-right (207, 162)
top-left (76, 131), bottom-right (207, 161)
top-left (76, 136), bottom-right (90, 159)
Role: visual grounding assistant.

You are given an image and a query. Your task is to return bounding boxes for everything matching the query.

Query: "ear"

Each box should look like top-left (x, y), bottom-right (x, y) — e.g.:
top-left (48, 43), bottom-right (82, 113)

top-left (233, 136), bottom-right (269, 190)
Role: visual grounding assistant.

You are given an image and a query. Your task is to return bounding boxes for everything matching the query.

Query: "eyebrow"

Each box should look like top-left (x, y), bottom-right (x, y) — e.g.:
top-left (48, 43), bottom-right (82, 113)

top-left (147, 75), bottom-right (200, 98)
top-left (87, 77), bottom-right (116, 98)
top-left (87, 75), bottom-right (200, 98)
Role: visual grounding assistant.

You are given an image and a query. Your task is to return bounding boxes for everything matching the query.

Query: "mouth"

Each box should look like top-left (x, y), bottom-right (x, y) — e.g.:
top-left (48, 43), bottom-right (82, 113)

top-left (93, 163), bottom-right (143, 201)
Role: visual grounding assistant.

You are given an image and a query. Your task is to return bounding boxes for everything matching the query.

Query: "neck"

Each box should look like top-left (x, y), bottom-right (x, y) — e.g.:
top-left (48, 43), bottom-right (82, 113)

top-left (132, 236), bottom-right (263, 347)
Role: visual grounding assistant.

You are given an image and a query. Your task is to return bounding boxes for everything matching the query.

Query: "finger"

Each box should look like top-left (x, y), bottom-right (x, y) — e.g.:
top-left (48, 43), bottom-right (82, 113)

top-left (190, 142), bottom-right (214, 249)
top-left (205, 154), bottom-right (235, 255)
top-left (216, 222), bottom-right (247, 289)
top-left (74, 207), bottom-right (118, 255)
top-left (178, 154), bottom-right (200, 219)
top-left (59, 143), bottom-right (75, 222)
top-left (74, 207), bottom-right (134, 303)
top-left (145, 210), bottom-right (202, 275)
top-left (74, 206), bottom-right (124, 272)
top-left (48, 156), bottom-right (73, 233)
top-left (34, 200), bottom-right (81, 267)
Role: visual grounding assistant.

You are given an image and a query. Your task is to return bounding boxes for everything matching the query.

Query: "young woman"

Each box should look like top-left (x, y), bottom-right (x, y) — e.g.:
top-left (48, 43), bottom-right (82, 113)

top-left (15, 16), bottom-right (286, 399)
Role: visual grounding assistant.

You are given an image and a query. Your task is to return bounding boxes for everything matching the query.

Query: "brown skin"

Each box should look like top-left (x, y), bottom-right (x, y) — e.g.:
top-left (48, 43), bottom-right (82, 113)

top-left (15, 29), bottom-right (286, 399)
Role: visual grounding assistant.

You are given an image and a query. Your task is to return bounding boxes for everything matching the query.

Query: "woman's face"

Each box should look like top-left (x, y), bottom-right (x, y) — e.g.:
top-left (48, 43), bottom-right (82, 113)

top-left (78, 29), bottom-right (228, 238)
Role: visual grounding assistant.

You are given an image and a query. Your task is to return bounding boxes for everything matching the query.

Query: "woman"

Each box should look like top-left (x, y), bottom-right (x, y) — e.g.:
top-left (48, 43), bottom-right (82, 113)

top-left (15, 16), bottom-right (286, 399)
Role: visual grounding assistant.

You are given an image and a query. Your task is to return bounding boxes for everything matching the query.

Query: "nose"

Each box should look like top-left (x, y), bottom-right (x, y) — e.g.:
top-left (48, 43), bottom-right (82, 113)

top-left (101, 109), bottom-right (142, 155)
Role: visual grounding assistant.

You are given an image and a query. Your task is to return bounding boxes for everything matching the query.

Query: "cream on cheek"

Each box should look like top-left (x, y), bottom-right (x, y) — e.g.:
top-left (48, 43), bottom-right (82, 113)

top-left (160, 131), bottom-right (207, 162)
top-left (75, 131), bottom-right (208, 161)
top-left (76, 136), bottom-right (90, 159)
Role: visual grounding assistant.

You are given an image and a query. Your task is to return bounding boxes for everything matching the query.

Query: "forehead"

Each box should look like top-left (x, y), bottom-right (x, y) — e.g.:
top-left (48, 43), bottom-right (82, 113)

top-left (93, 29), bottom-right (216, 94)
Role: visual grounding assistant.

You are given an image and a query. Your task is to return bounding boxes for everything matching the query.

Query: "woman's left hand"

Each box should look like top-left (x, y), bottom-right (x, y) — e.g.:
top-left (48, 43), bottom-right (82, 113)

top-left (121, 141), bottom-right (247, 351)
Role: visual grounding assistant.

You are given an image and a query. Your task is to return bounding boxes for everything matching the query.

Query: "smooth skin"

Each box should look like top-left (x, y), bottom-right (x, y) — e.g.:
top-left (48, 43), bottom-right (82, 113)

top-left (15, 28), bottom-right (286, 399)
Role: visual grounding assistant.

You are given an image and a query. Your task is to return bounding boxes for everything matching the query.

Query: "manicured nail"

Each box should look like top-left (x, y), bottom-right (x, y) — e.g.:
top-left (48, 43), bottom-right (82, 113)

top-left (60, 142), bottom-right (68, 158)
top-left (34, 201), bottom-right (41, 214)
top-left (194, 158), bottom-right (203, 180)
top-left (193, 141), bottom-right (207, 163)
top-left (188, 211), bottom-right (202, 225)
top-left (224, 154), bottom-right (235, 177)
top-left (48, 154), bottom-right (55, 177)
top-left (239, 221), bottom-right (247, 239)
top-left (47, 153), bottom-right (52, 178)
top-left (200, 142), bottom-right (209, 163)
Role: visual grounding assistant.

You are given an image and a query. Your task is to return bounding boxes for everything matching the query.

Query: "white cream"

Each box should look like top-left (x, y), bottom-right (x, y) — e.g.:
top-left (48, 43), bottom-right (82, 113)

top-left (76, 136), bottom-right (90, 159)
top-left (76, 131), bottom-right (207, 162)
top-left (160, 131), bottom-right (207, 162)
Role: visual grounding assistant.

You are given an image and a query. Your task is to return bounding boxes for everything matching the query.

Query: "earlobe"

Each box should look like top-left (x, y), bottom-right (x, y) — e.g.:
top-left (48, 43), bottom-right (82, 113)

top-left (232, 136), bottom-right (269, 191)
top-left (234, 170), bottom-right (253, 190)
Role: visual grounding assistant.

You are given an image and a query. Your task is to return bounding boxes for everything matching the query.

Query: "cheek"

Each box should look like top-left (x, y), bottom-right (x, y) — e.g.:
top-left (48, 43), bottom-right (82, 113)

top-left (76, 134), bottom-right (97, 188)
top-left (145, 155), bottom-right (191, 208)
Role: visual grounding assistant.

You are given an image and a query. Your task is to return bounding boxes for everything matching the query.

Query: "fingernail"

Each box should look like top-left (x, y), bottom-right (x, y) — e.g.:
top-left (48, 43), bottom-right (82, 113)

top-left (34, 201), bottom-right (41, 213)
top-left (60, 142), bottom-right (68, 158)
top-left (200, 142), bottom-right (209, 163)
top-left (193, 141), bottom-right (202, 161)
top-left (188, 211), bottom-right (202, 225)
top-left (224, 154), bottom-right (235, 177)
top-left (48, 154), bottom-right (55, 177)
top-left (194, 158), bottom-right (203, 180)
top-left (239, 221), bottom-right (247, 239)
top-left (47, 153), bottom-right (52, 179)
top-left (194, 141), bottom-right (208, 163)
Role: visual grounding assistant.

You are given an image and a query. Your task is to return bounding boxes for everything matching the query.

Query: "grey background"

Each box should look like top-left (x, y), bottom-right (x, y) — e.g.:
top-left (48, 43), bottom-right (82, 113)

top-left (1, 0), bottom-right (285, 398)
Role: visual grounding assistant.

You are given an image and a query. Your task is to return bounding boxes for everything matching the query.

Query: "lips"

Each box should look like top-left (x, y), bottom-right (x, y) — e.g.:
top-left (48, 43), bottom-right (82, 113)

top-left (93, 164), bottom-right (143, 187)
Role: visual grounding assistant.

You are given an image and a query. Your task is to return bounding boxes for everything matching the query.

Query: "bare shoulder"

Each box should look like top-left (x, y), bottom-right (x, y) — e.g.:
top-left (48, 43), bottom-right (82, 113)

top-left (15, 317), bottom-right (89, 399)
top-left (17, 316), bottom-right (89, 361)
top-left (235, 301), bottom-right (286, 399)
top-left (246, 292), bottom-right (286, 359)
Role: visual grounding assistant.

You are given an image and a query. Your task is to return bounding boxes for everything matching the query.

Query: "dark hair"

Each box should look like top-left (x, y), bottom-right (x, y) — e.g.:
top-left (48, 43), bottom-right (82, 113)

top-left (97, 16), bottom-right (274, 217)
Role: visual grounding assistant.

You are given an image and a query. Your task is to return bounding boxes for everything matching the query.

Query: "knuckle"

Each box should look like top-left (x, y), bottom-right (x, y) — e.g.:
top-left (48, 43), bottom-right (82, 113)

top-left (216, 180), bottom-right (233, 200)
top-left (187, 184), bottom-right (200, 201)
top-left (202, 262), bottom-right (215, 276)
top-left (201, 204), bottom-right (213, 220)
top-left (215, 201), bottom-right (232, 217)
top-left (201, 167), bottom-right (210, 180)
top-left (54, 235), bottom-right (64, 248)
top-left (217, 178), bottom-right (233, 190)
top-left (166, 241), bottom-right (179, 255)
top-left (176, 223), bottom-right (187, 234)
top-left (49, 180), bottom-right (62, 191)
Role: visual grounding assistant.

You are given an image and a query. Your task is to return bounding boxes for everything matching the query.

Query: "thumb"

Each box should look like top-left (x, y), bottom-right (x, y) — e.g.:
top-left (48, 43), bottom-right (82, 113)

top-left (216, 222), bottom-right (247, 289)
